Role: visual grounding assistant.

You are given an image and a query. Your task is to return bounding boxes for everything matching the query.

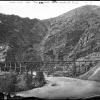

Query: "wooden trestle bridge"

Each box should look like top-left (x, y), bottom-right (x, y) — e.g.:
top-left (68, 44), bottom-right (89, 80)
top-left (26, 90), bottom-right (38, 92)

top-left (0, 60), bottom-right (99, 76)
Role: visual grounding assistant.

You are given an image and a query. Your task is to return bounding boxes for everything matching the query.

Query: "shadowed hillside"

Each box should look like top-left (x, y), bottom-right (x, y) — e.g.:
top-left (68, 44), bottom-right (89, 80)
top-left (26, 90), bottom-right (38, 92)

top-left (0, 13), bottom-right (48, 63)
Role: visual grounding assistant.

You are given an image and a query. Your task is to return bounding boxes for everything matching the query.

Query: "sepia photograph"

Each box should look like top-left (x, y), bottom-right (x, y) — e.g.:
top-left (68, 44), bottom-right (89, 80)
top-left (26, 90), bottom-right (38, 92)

top-left (0, 1), bottom-right (100, 100)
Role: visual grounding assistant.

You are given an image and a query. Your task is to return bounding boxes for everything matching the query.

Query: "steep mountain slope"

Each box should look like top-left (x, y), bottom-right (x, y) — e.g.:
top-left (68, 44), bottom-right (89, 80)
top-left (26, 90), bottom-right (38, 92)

top-left (42, 5), bottom-right (100, 59)
top-left (40, 5), bottom-right (100, 76)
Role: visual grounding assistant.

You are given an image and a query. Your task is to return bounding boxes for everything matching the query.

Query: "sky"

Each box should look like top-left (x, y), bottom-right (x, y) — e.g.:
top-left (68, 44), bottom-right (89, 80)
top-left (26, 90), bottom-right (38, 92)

top-left (0, 1), bottom-right (100, 20)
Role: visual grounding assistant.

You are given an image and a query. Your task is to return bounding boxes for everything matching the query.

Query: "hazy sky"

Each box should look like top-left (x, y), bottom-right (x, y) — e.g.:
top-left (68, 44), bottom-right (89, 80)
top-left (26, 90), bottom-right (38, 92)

top-left (0, 1), bottom-right (100, 20)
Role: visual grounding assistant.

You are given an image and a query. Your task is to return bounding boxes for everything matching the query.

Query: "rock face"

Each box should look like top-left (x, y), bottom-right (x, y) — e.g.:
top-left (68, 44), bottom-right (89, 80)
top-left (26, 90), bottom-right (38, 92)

top-left (42, 5), bottom-right (100, 60)
top-left (0, 5), bottom-right (100, 76)
top-left (0, 43), bottom-right (9, 62)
